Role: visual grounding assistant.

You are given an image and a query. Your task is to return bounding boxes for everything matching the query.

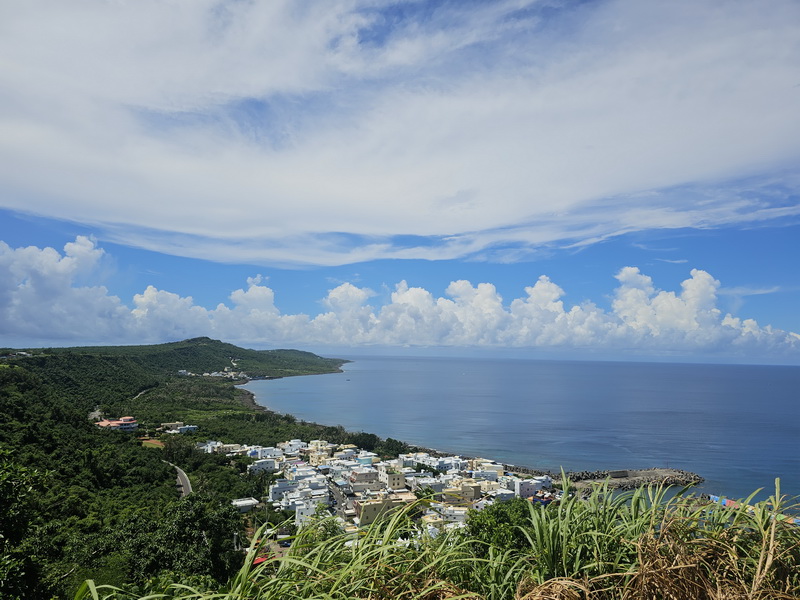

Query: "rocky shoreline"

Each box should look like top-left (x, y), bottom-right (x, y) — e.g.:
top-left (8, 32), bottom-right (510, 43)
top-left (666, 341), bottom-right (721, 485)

top-left (235, 386), bottom-right (265, 411)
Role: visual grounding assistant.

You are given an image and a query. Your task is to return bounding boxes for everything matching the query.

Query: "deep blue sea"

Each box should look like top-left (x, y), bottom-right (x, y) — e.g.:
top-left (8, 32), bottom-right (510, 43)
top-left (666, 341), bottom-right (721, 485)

top-left (243, 356), bottom-right (800, 501)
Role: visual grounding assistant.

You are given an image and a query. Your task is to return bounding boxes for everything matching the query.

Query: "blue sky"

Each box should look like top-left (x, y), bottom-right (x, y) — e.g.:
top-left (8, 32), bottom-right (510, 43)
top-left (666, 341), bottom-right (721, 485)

top-left (1, 0), bottom-right (799, 363)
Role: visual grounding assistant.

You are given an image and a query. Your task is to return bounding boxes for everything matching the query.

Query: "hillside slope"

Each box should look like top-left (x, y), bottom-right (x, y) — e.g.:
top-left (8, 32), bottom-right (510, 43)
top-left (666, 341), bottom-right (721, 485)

top-left (12, 337), bottom-right (347, 379)
top-left (0, 339), bottom-right (348, 599)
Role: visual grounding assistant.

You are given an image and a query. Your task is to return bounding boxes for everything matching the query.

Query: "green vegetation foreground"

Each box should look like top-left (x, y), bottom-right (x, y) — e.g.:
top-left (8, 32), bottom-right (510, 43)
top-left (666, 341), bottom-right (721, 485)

top-left (77, 482), bottom-right (800, 600)
top-left (0, 338), bottom-right (348, 598)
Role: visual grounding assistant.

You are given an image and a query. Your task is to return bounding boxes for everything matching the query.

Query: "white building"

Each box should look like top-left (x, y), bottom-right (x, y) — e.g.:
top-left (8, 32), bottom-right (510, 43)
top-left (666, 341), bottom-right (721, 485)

top-left (355, 451), bottom-right (378, 465)
top-left (294, 500), bottom-right (325, 527)
top-left (197, 440), bottom-right (222, 453)
top-left (232, 497), bottom-right (260, 513)
top-left (422, 503), bottom-right (469, 526)
top-left (245, 445), bottom-right (283, 459)
top-left (286, 465), bottom-right (318, 481)
top-left (470, 469), bottom-right (499, 482)
top-left (249, 458), bottom-right (280, 474)
top-left (408, 476), bottom-right (445, 494)
top-left (473, 488), bottom-right (515, 510)
top-left (269, 479), bottom-right (300, 502)
top-left (333, 447), bottom-right (358, 460)
top-left (278, 439), bottom-right (308, 455)
top-left (514, 476), bottom-right (552, 498)
top-left (277, 480), bottom-right (330, 512)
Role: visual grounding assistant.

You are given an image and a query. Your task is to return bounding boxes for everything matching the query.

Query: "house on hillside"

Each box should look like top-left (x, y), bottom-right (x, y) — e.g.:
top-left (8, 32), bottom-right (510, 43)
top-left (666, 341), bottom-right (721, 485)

top-left (249, 458), bottom-right (280, 474)
top-left (95, 416), bottom-right (138, 432)
top-left (232, 498), bottom-right (260, 513)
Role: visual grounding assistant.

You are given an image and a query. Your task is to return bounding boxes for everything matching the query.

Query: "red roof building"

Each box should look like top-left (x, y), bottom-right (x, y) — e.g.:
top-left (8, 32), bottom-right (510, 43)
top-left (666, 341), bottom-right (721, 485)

top-left (95, 416), bottom-right (138, 431)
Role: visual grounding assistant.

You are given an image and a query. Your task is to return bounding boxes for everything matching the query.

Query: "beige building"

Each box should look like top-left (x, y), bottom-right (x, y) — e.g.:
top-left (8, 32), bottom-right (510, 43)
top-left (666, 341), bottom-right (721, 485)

top-left (353, 491), bottom-right (416, 527)
top-left (160, 421), bottom-right (184, 430)
top-left (469, 458), bottom-right (504, 475)
top-left (378, 469), bottom-right (406, 490)
top-left (421, 504), bottom-right (469, 528)
top-left (441, 479), bottom-right (482, 505)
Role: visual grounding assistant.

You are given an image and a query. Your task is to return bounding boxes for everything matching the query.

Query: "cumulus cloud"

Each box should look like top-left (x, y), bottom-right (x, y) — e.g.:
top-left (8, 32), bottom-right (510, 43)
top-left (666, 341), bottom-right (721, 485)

top-left (1, 0), bottom-right (799, 266)
top-left (1, 238), bottom-right (797, 362)
top-left (0, 236), bottom-right (130, 340)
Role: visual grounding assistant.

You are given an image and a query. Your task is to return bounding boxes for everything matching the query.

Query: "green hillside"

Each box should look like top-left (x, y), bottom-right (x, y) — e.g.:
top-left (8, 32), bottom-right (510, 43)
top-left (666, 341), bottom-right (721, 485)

top-left (0, 339), bottom-right (350, 599)
top-left (28, 337), bottom-right (348, 378)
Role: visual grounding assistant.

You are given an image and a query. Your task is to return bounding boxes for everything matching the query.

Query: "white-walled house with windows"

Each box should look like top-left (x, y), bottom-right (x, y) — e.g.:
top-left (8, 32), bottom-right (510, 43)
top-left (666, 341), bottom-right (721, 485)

top-left (248, 458), bottom-right (280, 474)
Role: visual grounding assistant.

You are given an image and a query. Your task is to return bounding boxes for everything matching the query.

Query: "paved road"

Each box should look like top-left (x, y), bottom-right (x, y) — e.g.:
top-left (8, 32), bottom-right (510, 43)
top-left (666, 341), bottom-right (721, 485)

top-left (165, 461), bottom-right (193, 497)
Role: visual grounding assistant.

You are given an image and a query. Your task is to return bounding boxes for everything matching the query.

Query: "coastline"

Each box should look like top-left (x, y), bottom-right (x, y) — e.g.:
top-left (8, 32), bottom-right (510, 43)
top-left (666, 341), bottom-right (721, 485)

top-left (235, 380), bottom-right (704, 491)
top-left (235, 385), bottom-right (265, 412)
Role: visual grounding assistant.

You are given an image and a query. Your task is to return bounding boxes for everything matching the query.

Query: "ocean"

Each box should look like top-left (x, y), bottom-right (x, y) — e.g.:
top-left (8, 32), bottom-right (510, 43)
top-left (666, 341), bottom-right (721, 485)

top-left (243, 356), bottom-right (800, 501)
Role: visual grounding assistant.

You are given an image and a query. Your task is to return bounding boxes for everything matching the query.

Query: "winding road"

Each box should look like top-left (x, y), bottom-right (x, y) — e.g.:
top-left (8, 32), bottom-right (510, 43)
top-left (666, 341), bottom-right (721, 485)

top-left (165, 461), bottom-right (193, 497)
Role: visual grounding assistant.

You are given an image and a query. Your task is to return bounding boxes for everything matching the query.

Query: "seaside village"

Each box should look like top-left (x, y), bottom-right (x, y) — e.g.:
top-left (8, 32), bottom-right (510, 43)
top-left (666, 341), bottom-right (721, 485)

top-left (92, 414), bottom-right (557, 533)
top-left (208, 437), bottom-right (555, 534)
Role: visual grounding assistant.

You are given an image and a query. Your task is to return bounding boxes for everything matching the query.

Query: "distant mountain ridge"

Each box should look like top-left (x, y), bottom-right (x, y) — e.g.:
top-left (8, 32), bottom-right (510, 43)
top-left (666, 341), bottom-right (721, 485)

top-left (10, 337), bottom-right (348, 379)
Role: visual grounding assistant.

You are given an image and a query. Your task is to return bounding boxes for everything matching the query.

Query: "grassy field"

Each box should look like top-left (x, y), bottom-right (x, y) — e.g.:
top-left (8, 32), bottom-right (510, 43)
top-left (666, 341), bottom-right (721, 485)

top-left (140, 439), bottom-right (165, 448)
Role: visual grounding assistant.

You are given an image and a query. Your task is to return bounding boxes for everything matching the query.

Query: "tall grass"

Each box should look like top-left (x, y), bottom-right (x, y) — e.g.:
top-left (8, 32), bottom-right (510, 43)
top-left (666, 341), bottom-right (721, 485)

top-left (74, 481), bottom-right (800, 600)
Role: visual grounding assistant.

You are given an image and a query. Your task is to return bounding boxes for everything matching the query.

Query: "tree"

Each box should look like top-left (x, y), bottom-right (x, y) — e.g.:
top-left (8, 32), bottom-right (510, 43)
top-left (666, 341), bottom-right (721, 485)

top-left (377, 437), bottom-right (409, 457)
top-left (162, 434), bottom-right (199, 467)
top-left (349, 432), bottom-right (379, 451)
top-left (0, 451), bottom-right (44, 599)
top-left (463, 498), bottom-right (539, 555)
top-left (124, 494), bottom-right (243, 583)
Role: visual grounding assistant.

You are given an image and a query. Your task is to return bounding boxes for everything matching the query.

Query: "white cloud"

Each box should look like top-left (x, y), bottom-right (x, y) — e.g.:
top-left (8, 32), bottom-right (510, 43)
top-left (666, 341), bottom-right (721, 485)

top-left (718, 285), bottom-right (782, 297)
top-left (655, 258), bottom-right (688, 264)
top-left (1, 0), bottom-right (799, 265)
top-left (1, 237), bottom-right (797, 362)
top-left (716, 284), bottom-right (783, 317)
top-left (0, 236), bottom-right (130, 340)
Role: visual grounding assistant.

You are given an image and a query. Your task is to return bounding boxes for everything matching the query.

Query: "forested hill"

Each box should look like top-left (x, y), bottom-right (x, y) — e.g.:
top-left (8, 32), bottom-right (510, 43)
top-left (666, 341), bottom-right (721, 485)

top-left (0, 339), bottom-right (349, 599)
top-left (7, 337), bottom-right (347, 379)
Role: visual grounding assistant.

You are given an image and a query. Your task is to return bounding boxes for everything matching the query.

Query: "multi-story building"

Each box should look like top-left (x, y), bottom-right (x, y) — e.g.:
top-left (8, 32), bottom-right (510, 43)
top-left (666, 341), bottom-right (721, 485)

top-left (353, 491), bottom-right (416, 527)
top-left (421, 503), bottom-right (469, 527)
top-left (377, 468), bottom-right (406, 490)
top-left (278, 439), bottom-right (308, 456)
top-left (514, 475), bottom-right (552, 498)
top-left (248, 458), bottom-right (280, 474)
top-left (269, 479), bottom-right (300, 502)
top-left (441, 479), bottom-right (482, 505)
top-left (95, 416), bottom-right (138, 432)
top-left (246, 446), bottom-right (284, 460)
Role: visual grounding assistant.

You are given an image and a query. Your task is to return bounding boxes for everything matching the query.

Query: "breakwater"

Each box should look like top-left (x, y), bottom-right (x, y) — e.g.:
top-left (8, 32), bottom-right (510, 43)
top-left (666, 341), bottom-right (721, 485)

top-left (407, 446), bottom-right (704, 490)
top-left (501, 464), bottom-right (703, 490)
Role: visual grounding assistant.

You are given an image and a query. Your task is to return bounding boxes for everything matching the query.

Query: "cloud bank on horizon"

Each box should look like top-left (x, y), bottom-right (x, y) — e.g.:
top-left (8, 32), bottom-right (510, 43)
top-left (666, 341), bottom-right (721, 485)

top-left (1, 0), bottom-right (800, 266)
top-left (1, 237), bottom-right (797, 361)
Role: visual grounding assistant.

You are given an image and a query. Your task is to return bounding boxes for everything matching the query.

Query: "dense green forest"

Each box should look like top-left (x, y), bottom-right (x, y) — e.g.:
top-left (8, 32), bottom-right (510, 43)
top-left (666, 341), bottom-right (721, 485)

top-left (0, 338), bottom-right (376, 599)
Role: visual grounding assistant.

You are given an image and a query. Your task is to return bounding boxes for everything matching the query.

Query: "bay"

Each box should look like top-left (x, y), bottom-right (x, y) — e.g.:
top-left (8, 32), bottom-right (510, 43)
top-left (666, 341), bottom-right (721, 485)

top-left (243, 356), bottom-right (800, 501)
